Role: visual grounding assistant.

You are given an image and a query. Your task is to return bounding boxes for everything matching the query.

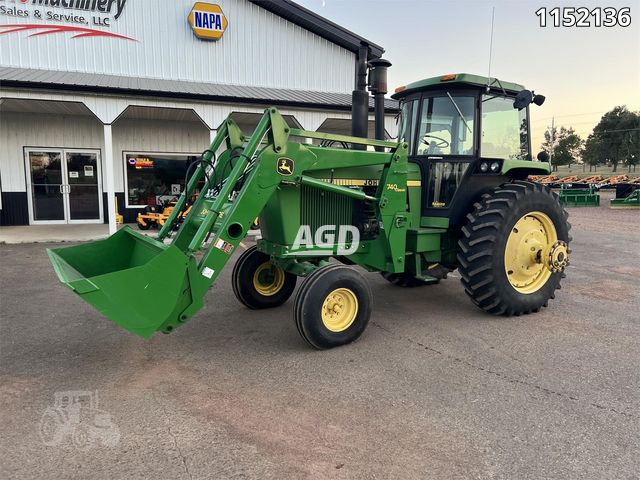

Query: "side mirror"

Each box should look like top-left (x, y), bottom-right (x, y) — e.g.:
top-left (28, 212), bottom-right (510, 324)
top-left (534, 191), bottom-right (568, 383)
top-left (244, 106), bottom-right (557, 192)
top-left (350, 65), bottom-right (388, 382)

top-left (533, 94), bottom-right (546, 106)
top-left (513, 90), bottom-right (534, 110)
top-left (537, 151), bottom-right (550, 162)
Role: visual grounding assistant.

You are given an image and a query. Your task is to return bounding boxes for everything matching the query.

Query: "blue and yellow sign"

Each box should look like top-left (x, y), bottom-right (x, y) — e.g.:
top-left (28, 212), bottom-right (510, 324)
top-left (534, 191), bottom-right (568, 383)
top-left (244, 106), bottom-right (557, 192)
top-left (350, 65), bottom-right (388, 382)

top-left (188, 3), bottom-right (228, 41)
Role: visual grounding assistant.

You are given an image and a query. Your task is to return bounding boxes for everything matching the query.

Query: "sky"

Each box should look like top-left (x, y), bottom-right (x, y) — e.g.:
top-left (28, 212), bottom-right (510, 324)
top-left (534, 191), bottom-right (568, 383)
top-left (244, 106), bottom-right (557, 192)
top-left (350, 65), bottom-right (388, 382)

top-left (297, 0), bottom-right (640, 151)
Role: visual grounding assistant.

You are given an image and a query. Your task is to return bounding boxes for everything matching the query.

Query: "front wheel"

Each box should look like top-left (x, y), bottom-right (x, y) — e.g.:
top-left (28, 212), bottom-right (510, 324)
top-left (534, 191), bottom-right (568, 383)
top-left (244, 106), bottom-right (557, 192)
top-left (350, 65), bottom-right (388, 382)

top-left (457, 181), bottom-right (571, 316)
top-left (294, 265), bottom-right (372, 349)
top-left (232, 246), bottom-right (297, 309)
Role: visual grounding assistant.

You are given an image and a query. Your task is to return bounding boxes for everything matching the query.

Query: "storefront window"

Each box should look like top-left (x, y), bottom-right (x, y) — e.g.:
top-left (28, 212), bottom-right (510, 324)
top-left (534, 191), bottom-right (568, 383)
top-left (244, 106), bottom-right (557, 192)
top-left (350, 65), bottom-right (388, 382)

top-left (124, 152), bottom-right (199, 207)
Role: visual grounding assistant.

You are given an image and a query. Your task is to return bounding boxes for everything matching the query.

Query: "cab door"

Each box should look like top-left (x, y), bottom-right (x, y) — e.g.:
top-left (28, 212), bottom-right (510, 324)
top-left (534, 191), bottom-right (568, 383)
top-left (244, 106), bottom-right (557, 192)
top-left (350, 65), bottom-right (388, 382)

top-left (401, 92), bottom-right (477, 216)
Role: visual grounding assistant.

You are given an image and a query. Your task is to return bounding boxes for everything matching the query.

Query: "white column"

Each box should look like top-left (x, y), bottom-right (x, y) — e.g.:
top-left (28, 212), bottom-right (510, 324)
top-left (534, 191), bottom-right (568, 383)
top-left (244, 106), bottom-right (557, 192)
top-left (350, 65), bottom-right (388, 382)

top-left (103, 124), bottom-right (117, 235)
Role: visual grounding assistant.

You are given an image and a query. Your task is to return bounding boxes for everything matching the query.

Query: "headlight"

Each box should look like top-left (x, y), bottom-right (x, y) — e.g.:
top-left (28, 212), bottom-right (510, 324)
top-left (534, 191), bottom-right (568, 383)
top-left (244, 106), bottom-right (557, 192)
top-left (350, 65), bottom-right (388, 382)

top-left (490, 161), bottom-right (500, 172)
top-left (479, 162), bottom-right (489, 173)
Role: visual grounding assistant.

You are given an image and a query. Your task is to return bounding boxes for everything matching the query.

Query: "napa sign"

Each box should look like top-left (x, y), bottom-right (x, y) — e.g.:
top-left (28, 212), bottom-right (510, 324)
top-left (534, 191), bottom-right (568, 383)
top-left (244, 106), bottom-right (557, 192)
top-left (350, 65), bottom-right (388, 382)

top-left (188, 2), bottom-right (227, 41)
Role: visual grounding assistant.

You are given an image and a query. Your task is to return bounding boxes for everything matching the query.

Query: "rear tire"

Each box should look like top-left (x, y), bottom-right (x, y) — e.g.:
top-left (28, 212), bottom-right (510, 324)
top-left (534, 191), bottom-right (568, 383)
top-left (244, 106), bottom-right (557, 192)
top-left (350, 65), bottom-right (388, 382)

top-left (457, 181), bottom-right (571, 316)
top-left (294, 265), bottom-right (372, 349)
top-left (232, 246), bottom-right (297, 309)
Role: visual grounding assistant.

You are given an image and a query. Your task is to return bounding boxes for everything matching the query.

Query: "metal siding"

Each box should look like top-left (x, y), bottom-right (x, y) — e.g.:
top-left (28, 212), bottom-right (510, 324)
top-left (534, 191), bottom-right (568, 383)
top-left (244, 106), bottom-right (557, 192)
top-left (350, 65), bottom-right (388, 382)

top-left (0, 113), bottom-right (209, 192)
top-left (0, 89), bottom-right (398, 197)
top-left (0, 112), bottom-right (104, 192)
top-left (0, 0), bottom-right (355, 93)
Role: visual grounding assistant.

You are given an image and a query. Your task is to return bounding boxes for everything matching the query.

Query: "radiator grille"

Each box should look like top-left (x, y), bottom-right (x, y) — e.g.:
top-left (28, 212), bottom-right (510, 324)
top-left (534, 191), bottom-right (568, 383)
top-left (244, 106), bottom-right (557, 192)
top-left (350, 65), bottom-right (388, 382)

top-left (300, 185), bottom-right (353, 237)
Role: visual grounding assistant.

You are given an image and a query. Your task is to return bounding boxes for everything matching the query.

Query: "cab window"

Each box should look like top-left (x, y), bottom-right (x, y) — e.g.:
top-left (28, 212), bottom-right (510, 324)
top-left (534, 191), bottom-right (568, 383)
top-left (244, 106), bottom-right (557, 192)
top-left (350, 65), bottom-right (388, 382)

top-left (397, 99), bottom-right (419, 153)
top-left (416, 95), bottom-right (475, 156)
top-left (481, 95), bottom-right (529, 160)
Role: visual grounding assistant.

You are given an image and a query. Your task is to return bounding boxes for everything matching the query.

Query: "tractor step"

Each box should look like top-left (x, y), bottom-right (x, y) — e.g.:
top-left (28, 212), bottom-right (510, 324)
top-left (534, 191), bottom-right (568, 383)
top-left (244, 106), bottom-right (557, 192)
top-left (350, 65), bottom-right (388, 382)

top-left (47, 227), bottom-right (198, 338)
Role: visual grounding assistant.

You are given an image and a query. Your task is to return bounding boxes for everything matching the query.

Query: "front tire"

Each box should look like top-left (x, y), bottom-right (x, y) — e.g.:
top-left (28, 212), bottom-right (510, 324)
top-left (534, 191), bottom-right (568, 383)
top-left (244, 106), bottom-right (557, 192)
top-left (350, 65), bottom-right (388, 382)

top-left (294, 265), bottom-right (372, 349)
top-left (457, 181), bottom-right (571, 316)
top-left (232, 246), bottom-right (297, 309)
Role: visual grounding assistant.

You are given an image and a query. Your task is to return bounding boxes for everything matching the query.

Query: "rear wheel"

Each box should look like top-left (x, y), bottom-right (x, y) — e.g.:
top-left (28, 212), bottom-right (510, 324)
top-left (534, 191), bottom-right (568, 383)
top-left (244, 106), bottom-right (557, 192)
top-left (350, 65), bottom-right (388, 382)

top-left (294, 265), bottom-right (372, 349)
top-left (232, 246), bottom-right (297, 309)
top-left (457, 181), bottom-right (570, 315)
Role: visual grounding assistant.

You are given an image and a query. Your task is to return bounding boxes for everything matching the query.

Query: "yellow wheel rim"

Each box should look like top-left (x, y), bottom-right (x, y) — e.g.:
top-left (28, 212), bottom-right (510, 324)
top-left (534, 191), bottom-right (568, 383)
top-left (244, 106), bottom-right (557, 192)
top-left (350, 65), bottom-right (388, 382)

top-left (504, 211), bottom-right (558, 294)
top-left (252, 262), bottom-right (285, 296)
top-left (321, 288), bottom-right (359, 332)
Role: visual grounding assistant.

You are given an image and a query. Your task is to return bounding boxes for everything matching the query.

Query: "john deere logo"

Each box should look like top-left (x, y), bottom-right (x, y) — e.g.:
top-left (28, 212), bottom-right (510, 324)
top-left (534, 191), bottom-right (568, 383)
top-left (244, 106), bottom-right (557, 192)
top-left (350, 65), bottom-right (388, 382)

top-left (277, 158), bottom-right (294, 176)
top-left (188, 2), bottom-right (228, 41)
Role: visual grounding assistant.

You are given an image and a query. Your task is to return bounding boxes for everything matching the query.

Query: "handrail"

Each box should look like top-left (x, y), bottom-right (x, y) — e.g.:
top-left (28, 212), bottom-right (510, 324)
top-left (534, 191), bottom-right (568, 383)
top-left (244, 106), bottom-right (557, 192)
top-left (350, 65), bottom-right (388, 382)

top-left (288, 128), bottom-right (400, 149)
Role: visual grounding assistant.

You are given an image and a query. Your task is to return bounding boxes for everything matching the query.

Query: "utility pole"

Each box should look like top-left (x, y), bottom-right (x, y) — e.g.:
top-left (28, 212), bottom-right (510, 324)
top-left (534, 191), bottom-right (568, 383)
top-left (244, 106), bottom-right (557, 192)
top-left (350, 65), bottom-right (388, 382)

top-left (550, 117), bottom-right (555, 171)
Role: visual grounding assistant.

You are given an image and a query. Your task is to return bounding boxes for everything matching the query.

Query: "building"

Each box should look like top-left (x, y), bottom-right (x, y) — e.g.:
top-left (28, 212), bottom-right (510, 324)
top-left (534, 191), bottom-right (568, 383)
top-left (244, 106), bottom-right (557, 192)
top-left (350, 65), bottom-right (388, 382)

top-left (0, 0), bottom-right (397, 232)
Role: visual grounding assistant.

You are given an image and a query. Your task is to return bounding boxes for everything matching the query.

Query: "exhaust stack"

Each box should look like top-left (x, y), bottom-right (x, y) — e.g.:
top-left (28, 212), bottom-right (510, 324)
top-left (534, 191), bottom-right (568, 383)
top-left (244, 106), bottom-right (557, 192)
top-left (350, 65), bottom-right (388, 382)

top-left (351, 46), bottom-right (370, 149)
top-left (368, 58), bottom-right (392, 146)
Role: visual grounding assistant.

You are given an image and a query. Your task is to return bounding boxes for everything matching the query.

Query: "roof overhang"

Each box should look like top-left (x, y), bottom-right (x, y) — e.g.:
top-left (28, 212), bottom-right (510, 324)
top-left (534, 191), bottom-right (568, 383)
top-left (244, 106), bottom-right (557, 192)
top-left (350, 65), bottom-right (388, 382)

top-left (0, 67), bottom-right (399, 113)
top-left (249, 0), bottom-right (384, 58)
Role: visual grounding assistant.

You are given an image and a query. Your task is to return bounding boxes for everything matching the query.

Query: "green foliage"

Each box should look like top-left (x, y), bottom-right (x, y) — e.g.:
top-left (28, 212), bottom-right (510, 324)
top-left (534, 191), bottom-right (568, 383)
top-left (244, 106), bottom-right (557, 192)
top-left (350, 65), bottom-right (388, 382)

top-left (582, 106), bottom-right (640, 172)
top-left (541, 126), bottom-right (583, 170)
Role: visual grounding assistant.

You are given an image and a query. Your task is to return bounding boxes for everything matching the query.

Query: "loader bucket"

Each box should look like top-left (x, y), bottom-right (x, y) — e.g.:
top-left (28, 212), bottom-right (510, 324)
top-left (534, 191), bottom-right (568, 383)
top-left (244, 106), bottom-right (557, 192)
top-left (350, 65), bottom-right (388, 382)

top-left (47, 227), bottom-right (196, 338)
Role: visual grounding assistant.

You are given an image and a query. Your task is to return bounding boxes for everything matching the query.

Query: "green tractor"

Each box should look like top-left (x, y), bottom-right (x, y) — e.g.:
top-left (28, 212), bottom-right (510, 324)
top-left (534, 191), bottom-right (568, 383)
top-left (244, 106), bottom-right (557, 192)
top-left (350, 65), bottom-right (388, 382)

top-left (49, 72), bottom-right (570, 349)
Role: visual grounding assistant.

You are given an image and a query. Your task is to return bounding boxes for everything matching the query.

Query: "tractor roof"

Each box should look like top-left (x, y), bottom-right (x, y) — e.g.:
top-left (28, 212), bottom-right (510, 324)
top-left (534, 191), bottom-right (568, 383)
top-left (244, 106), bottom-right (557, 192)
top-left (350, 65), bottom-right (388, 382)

top-left (391, 73), bottom-right (525, 99)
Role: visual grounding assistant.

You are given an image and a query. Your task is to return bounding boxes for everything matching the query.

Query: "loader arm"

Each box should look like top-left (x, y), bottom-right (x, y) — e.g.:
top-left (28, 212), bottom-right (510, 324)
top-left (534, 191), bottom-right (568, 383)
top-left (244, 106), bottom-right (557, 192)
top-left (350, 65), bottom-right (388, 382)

top-left (48, 108), bottom-right (408, 337)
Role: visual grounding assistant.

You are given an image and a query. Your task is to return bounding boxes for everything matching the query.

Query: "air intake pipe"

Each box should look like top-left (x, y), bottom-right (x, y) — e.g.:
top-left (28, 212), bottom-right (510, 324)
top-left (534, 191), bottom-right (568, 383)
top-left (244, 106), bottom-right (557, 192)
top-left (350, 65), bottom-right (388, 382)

top-left (368, 58), bottom-right (392, 151)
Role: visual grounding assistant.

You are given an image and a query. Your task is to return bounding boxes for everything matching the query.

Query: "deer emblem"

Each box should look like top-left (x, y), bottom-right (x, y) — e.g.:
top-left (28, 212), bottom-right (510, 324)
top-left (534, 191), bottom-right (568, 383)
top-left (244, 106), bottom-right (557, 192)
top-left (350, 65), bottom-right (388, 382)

top-left (277, 158), bottom-right (294, 176)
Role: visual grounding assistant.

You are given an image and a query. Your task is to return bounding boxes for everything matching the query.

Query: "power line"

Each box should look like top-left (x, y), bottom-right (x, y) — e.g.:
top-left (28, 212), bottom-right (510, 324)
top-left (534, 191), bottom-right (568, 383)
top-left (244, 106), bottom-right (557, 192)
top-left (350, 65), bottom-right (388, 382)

top-left (590, 127), bottom-right (640, 135)
top-left (531, 118), bottom-right (603, 125)
top-left (532, 111), bottom-right (608, 122)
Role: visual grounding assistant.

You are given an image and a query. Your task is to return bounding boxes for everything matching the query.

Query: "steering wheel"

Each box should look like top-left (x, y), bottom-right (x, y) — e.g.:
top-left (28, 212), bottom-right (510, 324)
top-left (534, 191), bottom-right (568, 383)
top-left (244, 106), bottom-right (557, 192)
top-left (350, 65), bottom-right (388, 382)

top-left (421, 134), bottom-right (450, 149)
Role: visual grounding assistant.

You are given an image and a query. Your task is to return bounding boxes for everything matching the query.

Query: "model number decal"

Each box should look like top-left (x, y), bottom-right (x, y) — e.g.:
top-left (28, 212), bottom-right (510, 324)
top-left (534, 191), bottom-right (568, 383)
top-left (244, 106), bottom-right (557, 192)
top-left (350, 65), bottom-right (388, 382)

top-left (386, 183), bottom-right (406, 192)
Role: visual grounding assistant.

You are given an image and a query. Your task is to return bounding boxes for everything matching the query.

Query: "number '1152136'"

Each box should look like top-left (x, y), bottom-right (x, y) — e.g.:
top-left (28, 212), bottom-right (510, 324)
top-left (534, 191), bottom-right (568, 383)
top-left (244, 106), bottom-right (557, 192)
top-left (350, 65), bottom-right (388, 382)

top-left (535, 7), bottom-right (631, 27)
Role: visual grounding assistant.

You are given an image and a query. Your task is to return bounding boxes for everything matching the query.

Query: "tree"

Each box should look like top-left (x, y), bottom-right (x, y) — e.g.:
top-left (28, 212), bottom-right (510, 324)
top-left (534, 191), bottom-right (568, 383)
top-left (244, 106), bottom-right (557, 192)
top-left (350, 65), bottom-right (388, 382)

top-left (583, 106), bottom-right (640, 172)
top-left (582, 134), bottom-right (601, 172)
top-left (541, 126), bottom-right (582, 171)
top-left (553, 128), bottom-right (582, 169)
top-left (541, 126), bottom-right (557, 156)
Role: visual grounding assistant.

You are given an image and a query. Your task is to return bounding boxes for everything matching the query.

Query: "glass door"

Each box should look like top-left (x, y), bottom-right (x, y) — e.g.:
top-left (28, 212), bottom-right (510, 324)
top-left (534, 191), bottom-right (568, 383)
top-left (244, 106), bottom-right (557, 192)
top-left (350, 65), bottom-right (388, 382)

top-left (26, 150), bottom-right (66, 223)
top-left (65, 151), bottom-right (102, 223)
top-left (25, 149), bottom-right (103, 224)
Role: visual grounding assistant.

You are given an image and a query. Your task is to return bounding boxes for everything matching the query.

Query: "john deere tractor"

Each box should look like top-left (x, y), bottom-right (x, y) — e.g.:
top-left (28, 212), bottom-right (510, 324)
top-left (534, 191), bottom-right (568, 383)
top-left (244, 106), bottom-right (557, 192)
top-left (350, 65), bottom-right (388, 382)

top-left (49, 72), bottom-right (570, 350)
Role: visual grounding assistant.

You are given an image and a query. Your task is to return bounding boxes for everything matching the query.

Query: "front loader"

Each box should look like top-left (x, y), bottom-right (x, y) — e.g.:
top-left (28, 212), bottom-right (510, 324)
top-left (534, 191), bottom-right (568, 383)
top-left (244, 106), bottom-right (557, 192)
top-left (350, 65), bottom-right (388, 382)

top-left (49, 73), bottom-right (570, 349)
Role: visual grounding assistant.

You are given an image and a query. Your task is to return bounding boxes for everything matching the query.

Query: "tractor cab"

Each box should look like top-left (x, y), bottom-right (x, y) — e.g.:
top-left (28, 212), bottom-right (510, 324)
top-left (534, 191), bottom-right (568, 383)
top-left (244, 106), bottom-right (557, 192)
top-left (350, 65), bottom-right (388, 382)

top-left (392, 73), bottom-right (546, 223)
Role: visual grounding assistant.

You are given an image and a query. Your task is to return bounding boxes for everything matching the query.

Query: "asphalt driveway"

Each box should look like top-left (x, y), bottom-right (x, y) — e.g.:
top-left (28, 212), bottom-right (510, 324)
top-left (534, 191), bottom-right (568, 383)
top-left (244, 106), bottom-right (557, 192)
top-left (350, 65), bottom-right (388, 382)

top-left (1, 200), bottom-right (638, 479)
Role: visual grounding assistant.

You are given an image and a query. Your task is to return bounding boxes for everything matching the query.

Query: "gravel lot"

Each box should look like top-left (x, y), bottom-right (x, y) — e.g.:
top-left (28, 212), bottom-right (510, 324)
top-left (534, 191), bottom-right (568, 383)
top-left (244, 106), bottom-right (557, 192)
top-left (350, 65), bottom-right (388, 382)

top-left (1, 193), bottom-right (638, 480)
